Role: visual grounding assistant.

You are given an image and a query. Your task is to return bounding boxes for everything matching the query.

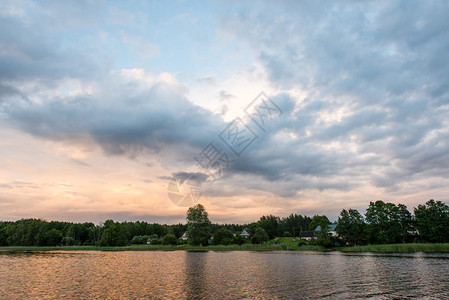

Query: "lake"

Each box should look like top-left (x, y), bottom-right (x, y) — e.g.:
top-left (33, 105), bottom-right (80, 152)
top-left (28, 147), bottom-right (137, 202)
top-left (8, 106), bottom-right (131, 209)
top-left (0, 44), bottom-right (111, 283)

top-left (1, 250), bottom-right (448, 299)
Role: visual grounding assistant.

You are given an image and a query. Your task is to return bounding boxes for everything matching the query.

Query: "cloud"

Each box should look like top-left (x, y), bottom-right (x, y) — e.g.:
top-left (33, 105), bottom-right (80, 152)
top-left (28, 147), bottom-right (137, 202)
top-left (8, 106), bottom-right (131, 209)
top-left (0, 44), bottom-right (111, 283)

top-left (212, 0), bottom-right (449, 196)
top-left (3, 70), bottom-right (225, 163)
top-left (1, 0), bottom-right (449, 223)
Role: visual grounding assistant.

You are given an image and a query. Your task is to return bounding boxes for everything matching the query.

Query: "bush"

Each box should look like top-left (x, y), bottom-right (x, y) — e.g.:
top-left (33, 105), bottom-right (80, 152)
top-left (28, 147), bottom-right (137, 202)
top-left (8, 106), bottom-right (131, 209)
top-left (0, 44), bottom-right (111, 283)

top-left (62, 236), bottom-right (76, 246)
top-left (162, 234), bottom-right (178, 245)
top-left (298, 239), bottom-right (308, 247)
top-left (130, 236), bottom-right (144, 244)
top-left (213, 228), bottom-right (234, 245)
top-left (311, 237), bottom-right (333, 248)
top-left (233, 236), bottom-right (245, 245)
top-left (150, 239), bottom-right (161, 245)
top-left (221, 238), bottom-right (233, 245)
top-left (284, 231), bottom-right (292, 237)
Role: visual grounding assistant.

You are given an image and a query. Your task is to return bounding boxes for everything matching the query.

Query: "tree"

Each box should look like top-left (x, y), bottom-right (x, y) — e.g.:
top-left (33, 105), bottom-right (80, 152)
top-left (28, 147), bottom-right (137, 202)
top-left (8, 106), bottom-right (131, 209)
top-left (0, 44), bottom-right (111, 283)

top-left (44, 228), bottom-right (63, 246)
top-left (365, 201), bottom-right (413, 244)
top-left (396, 204), bottom-right (413, 243)
top-left (279, 214), bottom-right (312, 237)
top-left (186, 204), bottom-right (211, 246)
top-left (414, 199), bottom-right (449, 243)
top-left (162, 234), bottom-right (178, 245)
top-left (309, 215), bottom-right (330, 231)
top-left (253, 215), bottom-right (280, 239)
top-left (99, 220), bottom-right (129, 246)
top-left (0, 225), bottom-right (7, 246)
top-left (337, 209), bottom-right (366, 245)
top-left (252, 227), bottom-right (269, 244)
top-left (213, 228), bottom-right (234, 245)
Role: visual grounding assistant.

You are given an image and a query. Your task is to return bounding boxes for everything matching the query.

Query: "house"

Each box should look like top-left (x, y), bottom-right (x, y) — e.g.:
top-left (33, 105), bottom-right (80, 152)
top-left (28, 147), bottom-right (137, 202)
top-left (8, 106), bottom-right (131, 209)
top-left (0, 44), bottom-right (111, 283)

top-left (181, 232), bottom-right (188, 240)
top-left (298, 231), bottom-right (315, 240)
top-left (239, 228), bottom-right (252, 238)
top-left (314, 224), bottom-right (338, 237)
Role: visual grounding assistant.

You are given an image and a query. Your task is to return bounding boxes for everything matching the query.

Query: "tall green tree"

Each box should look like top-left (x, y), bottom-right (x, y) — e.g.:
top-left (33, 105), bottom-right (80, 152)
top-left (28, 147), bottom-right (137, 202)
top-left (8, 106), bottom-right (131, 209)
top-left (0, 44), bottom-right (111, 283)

top-left (99, 220), bottom-right (129, 246)
top-left (279, 214), bottom-right (312, 237)
top-left (396, 204), bottom-right (413, 243)
top-left (44, 228), bottom-right (63, 246)
top-left (365, 201), bottom-right (412, 244)
top-left (186, 204), bottom-right (211, 246)
top-left (254, 215), bottom-right (280, 239)
top-left (337, 209), bottom-right (366, 245)
top-left (252, 227), bottom-right (269, 244)
top-left (309, 215), bottom-right (330, 231)
top-left (414, 199), bottom-right (449, 243)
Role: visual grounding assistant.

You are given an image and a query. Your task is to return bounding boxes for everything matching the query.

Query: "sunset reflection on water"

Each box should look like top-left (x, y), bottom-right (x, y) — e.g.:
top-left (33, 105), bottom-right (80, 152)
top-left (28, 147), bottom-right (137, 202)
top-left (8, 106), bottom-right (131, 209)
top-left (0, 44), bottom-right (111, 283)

top-left (1, 251), bottom-right (449, 299)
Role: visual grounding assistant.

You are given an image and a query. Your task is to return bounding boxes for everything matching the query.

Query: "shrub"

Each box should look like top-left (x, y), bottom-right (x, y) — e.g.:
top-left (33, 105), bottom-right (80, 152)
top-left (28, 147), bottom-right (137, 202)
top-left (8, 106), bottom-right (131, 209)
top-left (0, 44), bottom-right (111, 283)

top-left (233, 236), bottom-right (245, 245)
top-left (150, 239), bottom-right (161, 245)
top-left (311, 237), bottom-right (333, 248)
top-left (221, 238), bottom-right (233, 245)
top-left (298, 239), bottom-right (308, 247)
top-left (213, 228), bottom-right (234, 245)
top-left (130, 236), bottom-right (144, 244)
top-left (162, 234), bottom-right (178, 245)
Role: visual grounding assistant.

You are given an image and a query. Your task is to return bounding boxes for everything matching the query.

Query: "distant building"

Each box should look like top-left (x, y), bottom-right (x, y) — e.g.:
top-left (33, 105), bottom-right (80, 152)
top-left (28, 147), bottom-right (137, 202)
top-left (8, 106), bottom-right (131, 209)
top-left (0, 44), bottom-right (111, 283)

top-left (314, 224), bottom-right (338, 237)
top-left (298, 231), bottom-right (315, 240)
top-left (239, 228), bottom-right (252, 238)
top-left (181, 232), bottom-right (188, 240)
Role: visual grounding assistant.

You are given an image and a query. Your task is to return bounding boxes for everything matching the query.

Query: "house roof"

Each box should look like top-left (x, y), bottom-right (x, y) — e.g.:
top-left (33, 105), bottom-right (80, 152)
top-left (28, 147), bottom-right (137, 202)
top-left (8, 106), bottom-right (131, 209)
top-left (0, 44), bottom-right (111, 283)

top-left (240, 228), bottom-right (252, 236)
top-left (298, 231), bottom-right (315, 238)
top-left (315, 224), bottom-right (337, 232)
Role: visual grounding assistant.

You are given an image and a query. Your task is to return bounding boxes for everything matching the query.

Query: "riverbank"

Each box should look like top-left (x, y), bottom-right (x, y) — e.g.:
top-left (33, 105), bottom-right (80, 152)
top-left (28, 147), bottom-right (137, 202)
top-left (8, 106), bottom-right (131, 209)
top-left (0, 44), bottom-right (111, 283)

top-left (338, 243), bottom-right (449, 253)
top-left (0, 237), bottom-right (326, 252)
top-left (0, 243), bottom-right (326, 252)
top-left (2, 242), bottom-right (449, 253)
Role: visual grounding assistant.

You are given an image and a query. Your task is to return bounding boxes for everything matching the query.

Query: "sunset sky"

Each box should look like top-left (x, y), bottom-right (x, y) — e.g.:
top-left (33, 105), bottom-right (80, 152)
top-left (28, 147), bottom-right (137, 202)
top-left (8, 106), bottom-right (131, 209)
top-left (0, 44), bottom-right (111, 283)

top-left (1, 0), bottom-right (449, 224)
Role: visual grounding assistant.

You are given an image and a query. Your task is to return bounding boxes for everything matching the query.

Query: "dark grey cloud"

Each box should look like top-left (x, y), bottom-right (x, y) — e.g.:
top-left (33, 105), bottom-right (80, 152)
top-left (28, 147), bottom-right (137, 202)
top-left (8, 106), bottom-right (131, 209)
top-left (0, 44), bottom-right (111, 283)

top-left (214, 0), bottom-right (449, 195)
top-left (3, 79), bottom-right (225, 162)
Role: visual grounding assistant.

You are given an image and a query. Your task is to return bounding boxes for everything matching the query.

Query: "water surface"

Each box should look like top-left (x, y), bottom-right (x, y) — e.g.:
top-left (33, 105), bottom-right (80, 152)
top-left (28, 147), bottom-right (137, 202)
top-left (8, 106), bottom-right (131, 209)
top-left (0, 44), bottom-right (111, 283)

top-left (1, 250), bottom-right (448, 299)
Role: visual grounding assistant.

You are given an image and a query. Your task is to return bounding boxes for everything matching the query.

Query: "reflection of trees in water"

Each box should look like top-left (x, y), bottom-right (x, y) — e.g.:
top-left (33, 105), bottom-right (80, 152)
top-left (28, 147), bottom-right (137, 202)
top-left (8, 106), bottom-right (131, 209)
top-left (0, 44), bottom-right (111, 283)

top-left (184, 252), bottom-right (208, 298)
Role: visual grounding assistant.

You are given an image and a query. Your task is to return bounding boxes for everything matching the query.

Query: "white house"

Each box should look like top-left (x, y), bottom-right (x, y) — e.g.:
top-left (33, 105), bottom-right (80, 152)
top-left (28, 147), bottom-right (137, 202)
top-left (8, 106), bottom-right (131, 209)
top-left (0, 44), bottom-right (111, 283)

top-left (239, 228), bottom-right (252, 238)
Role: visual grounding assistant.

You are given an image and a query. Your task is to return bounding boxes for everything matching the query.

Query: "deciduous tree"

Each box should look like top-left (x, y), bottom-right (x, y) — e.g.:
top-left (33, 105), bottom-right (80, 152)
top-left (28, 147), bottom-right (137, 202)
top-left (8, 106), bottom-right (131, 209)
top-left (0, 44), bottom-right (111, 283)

top-left (186, 204), bottom-right (211, 246)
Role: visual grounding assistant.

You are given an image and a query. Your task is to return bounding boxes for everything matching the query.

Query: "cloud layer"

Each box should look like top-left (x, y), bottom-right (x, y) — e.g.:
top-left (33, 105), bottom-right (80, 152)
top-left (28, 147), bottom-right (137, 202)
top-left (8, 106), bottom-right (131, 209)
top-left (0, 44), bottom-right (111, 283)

top-left (1, 0), bottom-right (449, 222)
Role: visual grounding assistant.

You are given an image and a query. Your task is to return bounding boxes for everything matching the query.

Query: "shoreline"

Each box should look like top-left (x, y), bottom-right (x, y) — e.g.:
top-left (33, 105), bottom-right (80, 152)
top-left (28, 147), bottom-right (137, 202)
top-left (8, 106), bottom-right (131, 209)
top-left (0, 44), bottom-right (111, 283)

top-left (1, 243), bottom-right (449, 253)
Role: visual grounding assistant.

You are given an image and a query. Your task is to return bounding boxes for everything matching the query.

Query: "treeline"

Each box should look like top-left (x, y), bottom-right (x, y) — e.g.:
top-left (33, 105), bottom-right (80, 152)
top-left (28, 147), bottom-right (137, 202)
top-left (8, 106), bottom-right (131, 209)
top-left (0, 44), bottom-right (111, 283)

top-left (0, 213), bottom-right (312, 247)
top-left (1, 199), bottom-right (448, 247)
top-left (0, 218), bottom-right (248, 247)
top-left (0, 219), bottom-right (187, 247)
top-left (337, 199), bottom-right (449, 245)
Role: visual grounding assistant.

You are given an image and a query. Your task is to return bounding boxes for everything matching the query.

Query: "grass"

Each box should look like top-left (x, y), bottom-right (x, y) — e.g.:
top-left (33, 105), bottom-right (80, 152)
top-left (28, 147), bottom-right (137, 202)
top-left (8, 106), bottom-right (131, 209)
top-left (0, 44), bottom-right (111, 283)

top-left (4, 241), bottom-right (447, 253)
top-left (0, 238), bottom-right (327, 252)
top-left (275, 237), bottom-right (326, 251)
top-left (338, 243), bottom-right (449, 253)
top-left (0, 243), bottom-right (285, 252)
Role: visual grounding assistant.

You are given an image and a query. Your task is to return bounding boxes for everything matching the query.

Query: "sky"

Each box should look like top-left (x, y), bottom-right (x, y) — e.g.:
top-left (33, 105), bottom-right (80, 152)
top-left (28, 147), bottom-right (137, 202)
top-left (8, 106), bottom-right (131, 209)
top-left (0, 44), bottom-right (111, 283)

top-left (1, 0), bottom-right (449, 224)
